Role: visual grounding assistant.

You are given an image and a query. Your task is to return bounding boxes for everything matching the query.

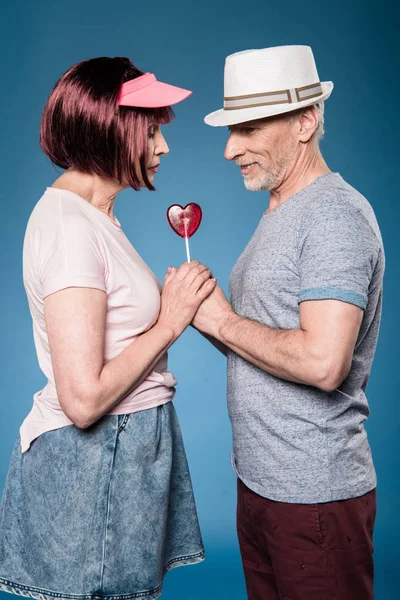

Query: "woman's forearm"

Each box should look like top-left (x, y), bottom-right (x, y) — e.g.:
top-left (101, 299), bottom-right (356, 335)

top-left (78, 322), bottom-right (176, 427)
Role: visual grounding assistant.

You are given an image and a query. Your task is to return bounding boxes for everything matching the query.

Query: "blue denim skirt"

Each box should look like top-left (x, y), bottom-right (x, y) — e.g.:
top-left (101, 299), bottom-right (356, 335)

top-left (0, 402), bottom-right (205, 600)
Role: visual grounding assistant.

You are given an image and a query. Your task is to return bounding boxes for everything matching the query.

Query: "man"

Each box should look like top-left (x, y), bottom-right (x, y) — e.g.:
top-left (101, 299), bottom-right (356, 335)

top-left (193, 45), bottom-right (384, 599)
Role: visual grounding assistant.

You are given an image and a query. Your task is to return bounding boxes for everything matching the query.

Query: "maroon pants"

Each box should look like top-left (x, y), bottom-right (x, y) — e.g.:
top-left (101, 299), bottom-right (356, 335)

top-left (237, 479), bottom-right (376, 600)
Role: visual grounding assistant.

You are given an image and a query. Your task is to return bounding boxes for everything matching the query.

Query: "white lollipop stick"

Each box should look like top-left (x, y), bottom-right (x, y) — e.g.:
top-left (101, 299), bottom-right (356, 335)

top-left (183, 218), bottom-right (191, 262)
top-left (185, 236), bottom-right (191, 262)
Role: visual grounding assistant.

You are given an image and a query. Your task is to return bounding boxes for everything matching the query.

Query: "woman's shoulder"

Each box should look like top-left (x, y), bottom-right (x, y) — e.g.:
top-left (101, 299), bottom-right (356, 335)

top-left (26, 188), bottom-right (97, 236)
top-left (23, 189), bottom-right (103, 274)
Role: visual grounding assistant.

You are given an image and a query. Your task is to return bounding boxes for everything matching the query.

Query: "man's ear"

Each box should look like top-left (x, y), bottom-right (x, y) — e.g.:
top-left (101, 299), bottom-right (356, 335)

top-left (298, 106), bottom-right (319, 143)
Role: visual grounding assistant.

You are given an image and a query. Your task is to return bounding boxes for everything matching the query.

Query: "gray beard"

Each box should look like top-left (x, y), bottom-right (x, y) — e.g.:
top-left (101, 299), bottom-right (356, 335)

top-left (244, 168), bottom-right (281, 191)
top-left (243, 165), bottom-right (283, 192)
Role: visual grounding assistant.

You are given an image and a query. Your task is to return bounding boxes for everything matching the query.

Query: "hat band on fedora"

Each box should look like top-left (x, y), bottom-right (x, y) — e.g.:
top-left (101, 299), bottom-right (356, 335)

top-left (223, 82), bottom-right (323, 111)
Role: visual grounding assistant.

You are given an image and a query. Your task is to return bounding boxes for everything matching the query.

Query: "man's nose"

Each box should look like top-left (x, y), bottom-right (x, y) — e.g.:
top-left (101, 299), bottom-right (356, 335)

top-left (224, 133), bottom-right (245, 161)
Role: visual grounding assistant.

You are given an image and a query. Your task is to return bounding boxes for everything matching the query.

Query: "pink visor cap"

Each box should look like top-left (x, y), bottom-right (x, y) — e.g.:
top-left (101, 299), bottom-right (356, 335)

top-left (117, 73), bottom-right (192, 108)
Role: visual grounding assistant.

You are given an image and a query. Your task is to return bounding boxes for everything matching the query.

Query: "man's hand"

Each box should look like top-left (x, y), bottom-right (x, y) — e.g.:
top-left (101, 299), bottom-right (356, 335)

top-left (192, 284), bottom-right (235, 338)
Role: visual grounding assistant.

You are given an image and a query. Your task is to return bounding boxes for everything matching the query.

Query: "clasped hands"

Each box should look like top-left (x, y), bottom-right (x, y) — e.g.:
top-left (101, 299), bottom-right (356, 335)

top-left (158, 260), bottom-right (234, 341)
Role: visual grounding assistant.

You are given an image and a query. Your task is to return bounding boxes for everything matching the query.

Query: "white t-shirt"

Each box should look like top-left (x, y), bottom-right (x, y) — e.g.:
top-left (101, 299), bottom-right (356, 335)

top-left (20, 187), bottom-right (176, 452)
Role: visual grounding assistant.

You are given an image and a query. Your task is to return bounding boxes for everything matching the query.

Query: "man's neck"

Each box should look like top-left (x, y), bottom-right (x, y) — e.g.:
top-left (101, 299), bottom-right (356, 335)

top-left (267, 150), bottom-right (330, 214)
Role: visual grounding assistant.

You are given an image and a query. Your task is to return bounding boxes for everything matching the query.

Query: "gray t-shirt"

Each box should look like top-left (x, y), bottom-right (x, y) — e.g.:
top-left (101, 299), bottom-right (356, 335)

top-left (228, 172), bottom-right (385, 503)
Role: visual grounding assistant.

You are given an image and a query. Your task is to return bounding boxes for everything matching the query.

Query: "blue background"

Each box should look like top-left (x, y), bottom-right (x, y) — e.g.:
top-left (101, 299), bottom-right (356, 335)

top-left (0, 0), bottom-right (397, 598)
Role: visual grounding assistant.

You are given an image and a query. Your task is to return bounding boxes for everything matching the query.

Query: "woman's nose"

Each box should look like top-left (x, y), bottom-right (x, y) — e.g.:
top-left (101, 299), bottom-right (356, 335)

top-left (156, 131), bottom-right (169, 156)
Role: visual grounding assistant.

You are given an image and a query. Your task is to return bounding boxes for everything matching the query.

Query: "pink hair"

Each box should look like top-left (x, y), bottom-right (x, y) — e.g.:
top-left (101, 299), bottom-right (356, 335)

top-left (40, 56), bottom-right (174, 191)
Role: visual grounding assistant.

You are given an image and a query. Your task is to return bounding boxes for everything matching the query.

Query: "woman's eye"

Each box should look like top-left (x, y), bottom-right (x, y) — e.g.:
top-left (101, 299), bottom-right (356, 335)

top-left (148, 131), bottom-right (155, 139)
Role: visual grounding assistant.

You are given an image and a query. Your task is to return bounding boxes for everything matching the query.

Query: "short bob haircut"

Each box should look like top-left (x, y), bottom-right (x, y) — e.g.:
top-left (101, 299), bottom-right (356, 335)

top-left (40, 56), bottom-right (174, 191)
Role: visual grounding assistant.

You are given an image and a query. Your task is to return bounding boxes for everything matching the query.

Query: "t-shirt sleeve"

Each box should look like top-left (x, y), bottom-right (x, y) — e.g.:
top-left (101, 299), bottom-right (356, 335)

top-left (39, 211), bottom-right (107, 299)
top-left (297, 199), bottom-right (380, 310)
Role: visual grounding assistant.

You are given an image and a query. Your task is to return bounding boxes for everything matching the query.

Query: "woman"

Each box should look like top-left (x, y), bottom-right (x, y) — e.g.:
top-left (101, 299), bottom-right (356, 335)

top-left (0, 57), bottom-right (215, 600)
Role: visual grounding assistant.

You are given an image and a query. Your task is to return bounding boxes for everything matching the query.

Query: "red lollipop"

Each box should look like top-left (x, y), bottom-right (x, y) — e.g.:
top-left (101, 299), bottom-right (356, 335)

top-left (166, 203), bottom-right (202, 262)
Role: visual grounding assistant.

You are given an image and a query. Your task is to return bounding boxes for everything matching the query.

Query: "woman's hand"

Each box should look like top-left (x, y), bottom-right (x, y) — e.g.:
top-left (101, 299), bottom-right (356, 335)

top-left (157, 261), bottom-right (217, 339)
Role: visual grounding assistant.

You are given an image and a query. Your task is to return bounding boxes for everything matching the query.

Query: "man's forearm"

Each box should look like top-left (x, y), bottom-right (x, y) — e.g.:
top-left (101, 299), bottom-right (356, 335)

top-left (200, 331), bottom-right (228, 356)
top-left (216, 312), bottom-right (329, 388)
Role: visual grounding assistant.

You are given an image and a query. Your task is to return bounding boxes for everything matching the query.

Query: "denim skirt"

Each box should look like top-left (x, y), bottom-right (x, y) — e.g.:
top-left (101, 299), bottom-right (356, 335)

top-left (0, 402), bottom-right (205, 600)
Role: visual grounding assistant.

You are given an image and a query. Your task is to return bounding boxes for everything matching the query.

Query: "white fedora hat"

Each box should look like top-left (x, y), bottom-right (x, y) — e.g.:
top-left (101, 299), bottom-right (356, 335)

top-left (204, 45), bottom-right (333, 127)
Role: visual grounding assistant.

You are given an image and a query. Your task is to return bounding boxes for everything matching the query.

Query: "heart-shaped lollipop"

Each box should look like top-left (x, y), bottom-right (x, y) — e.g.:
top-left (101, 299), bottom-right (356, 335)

top-left (167, 203), bottom-right (202, 262)
top-left (167, 204), bottom-right (202, 238)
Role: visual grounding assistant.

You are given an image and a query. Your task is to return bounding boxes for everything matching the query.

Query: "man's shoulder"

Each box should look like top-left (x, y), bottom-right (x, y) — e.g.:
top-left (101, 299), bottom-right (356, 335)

top-left (304, 173), bottom-right (370, 213)
top-left (301, 173), bottom-right (382, 246)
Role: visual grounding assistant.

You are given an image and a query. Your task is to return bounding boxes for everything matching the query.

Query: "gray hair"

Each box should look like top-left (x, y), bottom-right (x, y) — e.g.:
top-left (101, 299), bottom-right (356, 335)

top-left (312, 101), bottom-right (325, 144)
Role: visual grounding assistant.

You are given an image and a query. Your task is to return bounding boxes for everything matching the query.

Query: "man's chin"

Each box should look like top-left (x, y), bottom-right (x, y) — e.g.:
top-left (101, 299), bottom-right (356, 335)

top-left (244, 178), bottom-right (269, 192)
